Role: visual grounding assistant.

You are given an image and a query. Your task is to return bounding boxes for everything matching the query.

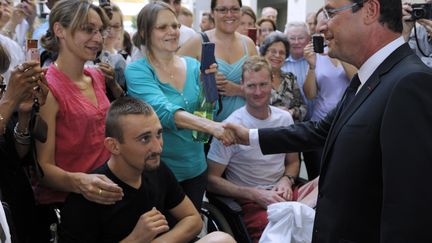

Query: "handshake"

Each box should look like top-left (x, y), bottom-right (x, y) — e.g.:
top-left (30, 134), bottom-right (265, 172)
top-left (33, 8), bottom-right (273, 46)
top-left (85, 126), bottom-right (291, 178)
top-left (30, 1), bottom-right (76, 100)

top-left (213, 123), bottom-right (251, 146)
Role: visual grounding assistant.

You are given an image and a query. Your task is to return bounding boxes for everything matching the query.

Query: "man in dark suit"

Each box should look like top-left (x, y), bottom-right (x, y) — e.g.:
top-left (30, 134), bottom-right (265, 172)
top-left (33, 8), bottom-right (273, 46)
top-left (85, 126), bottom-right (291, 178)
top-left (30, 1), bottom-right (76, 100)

top-left (225, 0), bottom-right (432, 242)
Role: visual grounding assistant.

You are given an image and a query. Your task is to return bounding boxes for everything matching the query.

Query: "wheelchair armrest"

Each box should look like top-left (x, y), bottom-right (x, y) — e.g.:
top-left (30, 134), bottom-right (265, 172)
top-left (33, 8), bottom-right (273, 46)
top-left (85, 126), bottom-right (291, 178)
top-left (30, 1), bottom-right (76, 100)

top-left (295, 177), bottom-right (309, 187)
top-left (206, 192), bottom-right (242, 214)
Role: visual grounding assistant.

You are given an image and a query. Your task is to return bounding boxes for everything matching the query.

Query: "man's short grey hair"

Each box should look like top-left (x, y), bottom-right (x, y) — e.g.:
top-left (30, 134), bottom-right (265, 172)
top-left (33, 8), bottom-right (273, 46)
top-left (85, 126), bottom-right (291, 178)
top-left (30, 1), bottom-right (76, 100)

top-left (261, 6), bottom-right (277, 15)
top-left (284, 21), bottom-right (310, 35)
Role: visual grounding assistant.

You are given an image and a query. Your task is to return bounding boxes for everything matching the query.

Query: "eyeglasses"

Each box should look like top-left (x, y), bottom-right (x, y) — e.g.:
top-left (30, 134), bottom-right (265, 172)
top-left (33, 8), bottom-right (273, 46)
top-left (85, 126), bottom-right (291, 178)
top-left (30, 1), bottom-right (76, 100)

top-left (323, 1), bottom-right (364, 20)
top-left (288, 36), bottom-right (307, 42)
top-left (260, 28), bottom-right (274, 34)
top-left (266, 48), bottom-right (286, 57)
top-left (154, 23), bottom-right (181, 32)
top-left (80, 24), bottom-right (109, 38)
top-left (213, 7), bottom-right (241, 15)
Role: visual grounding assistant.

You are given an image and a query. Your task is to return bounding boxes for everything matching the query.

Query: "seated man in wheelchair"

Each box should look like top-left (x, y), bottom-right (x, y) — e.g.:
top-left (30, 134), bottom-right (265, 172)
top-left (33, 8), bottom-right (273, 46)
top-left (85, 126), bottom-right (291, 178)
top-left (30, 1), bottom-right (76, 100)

top-left (207, 57), bottom-right (319, 242)
top-left (59, 97), bottom-right (234, 243)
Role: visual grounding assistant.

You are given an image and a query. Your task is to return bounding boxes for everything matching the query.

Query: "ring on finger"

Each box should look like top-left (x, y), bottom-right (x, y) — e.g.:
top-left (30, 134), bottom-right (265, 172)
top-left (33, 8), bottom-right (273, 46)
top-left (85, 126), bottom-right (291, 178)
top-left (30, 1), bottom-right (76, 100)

top-left (17, 64), bottom-right (25, 71)
top-left (98, 189), bottom-right (102, 195)
top-left (31, 75), bottom-right (37, 81)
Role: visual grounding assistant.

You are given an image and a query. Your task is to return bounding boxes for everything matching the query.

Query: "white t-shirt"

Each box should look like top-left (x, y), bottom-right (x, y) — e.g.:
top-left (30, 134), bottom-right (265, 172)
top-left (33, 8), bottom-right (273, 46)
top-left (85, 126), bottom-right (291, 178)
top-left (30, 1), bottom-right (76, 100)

top-left (208, 106), bottom-right (294, 189)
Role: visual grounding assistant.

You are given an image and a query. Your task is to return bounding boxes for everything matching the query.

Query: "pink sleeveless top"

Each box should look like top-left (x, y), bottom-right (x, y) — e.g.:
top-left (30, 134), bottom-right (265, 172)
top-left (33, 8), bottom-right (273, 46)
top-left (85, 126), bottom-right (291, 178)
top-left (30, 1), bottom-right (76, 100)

top-left (34, 65), bottom-right (110, 204)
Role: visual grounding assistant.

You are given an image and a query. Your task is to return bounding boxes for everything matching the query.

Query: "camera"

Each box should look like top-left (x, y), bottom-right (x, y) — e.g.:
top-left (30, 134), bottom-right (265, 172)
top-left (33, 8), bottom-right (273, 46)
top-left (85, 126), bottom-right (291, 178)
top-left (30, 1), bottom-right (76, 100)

top-left (411, 3), bottom-right (432, 20)
top-left (99, 0), bottom-right (110, 7)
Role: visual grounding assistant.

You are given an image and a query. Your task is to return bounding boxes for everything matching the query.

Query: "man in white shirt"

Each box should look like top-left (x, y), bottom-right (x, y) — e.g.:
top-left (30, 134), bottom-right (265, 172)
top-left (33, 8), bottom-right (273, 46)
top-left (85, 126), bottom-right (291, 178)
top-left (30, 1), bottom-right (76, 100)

top-left (207, 56), bottom-right (301, 242)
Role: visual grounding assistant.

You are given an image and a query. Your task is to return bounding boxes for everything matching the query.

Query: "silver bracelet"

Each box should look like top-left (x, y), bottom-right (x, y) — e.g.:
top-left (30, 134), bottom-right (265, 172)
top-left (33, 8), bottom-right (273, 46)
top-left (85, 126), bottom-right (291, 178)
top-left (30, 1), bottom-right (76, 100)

top-left (14, 122), bottom-right (31, 145)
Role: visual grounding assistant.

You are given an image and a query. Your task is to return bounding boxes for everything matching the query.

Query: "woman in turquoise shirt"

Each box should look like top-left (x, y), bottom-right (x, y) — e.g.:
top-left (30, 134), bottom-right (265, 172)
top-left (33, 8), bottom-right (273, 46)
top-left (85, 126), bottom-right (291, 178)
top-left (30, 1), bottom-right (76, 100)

top-left (178, 0), bottom-right (258, 122)
top-left (125, 2), bottom-right (231, 211)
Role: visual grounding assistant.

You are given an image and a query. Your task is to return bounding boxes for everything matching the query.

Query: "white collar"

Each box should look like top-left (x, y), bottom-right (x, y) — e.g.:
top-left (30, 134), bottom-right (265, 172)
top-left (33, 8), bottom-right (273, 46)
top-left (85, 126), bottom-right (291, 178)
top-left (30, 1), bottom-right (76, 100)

top-left (357, 36), bottom-right (405, 86)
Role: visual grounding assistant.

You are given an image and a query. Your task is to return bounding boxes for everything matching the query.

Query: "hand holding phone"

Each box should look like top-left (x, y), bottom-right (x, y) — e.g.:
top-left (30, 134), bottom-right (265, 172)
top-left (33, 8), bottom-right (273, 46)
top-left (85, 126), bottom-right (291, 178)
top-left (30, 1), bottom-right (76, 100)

top-left (26, 39), bottom-right (40, 62)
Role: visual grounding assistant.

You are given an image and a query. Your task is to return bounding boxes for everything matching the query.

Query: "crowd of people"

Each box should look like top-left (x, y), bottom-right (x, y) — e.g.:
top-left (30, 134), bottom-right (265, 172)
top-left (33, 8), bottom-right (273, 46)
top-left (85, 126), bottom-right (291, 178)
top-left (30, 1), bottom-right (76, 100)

top-left (0, 0), bottom-right (431, 242)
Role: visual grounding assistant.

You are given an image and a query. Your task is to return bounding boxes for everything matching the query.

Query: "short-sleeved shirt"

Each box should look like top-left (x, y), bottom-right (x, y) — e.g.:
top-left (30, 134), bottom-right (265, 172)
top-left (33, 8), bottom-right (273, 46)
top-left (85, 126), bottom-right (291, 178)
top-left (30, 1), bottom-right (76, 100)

top-left (207, 106), bottom-right (294, 189)
top-left (59, 162), bottom-right (185, 243)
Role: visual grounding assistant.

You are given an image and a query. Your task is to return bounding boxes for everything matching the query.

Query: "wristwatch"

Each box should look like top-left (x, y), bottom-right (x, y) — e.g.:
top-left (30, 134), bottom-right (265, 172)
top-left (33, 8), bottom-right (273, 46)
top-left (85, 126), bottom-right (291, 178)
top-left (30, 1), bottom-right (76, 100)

top-left (282, 175), bottom-right (296, 184)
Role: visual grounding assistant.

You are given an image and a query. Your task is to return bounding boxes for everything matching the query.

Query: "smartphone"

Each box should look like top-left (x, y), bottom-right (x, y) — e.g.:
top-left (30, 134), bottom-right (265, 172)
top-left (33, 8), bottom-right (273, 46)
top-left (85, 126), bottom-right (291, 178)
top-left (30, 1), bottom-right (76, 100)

top-left (26, 39), bottom-right (40, 62)
top-left (247, 28), bottom-right (257, 45)
top-left (312, 35), bottom-right (324, 53)
top-left (200, 42), bottom-right (218, 103)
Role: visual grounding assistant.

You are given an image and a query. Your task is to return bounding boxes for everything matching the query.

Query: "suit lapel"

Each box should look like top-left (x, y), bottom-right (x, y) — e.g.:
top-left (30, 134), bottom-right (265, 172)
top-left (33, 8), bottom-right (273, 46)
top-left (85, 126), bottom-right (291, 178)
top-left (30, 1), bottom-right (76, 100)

top-left (319, 44), bottom-right (414, 180)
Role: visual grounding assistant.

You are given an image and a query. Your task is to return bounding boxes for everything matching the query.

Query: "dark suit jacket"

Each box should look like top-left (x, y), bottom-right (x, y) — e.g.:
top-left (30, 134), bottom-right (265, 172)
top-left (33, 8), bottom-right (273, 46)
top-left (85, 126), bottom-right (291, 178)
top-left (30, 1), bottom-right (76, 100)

top-left (258, 43), bottom-right (432, 243)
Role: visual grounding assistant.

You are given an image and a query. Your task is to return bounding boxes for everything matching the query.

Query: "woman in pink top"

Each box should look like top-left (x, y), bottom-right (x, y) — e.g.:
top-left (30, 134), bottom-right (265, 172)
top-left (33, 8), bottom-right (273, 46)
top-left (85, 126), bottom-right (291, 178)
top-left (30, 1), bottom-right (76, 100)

top-left (34, 0), bottom-right (123, 241)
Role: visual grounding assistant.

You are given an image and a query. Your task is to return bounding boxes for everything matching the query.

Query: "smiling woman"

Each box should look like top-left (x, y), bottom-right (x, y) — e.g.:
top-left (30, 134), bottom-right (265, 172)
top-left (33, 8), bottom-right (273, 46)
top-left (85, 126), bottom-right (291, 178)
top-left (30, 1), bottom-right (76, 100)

top-left (259, 31), bottom-right (306, 122)
top-left (178, 0), bottom-right (258, 122)
top-left (125, 1), bottom-right (233, 214)
top-left (33, 0), bottom-right (124, 241)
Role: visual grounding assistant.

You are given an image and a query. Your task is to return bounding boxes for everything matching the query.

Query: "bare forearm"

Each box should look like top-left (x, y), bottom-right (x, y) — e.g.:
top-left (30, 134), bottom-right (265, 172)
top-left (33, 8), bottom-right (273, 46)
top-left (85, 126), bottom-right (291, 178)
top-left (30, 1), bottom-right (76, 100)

top-left (14, 111), bottom-right (31, 157)
top-left (207, 175), bottom-right (256, 201)
top-left (153, 215), bottom-right (201, 243)
top-left (284, 153), bottom-right (301, 178)
top-left (0, 98), bottom-right (18, 134)
top-left (303, 68), bottom-right (317, 100)
top-left (39, 162), bottom-right (83, 193)
top-left (174, 110), bottom-right (217, 134)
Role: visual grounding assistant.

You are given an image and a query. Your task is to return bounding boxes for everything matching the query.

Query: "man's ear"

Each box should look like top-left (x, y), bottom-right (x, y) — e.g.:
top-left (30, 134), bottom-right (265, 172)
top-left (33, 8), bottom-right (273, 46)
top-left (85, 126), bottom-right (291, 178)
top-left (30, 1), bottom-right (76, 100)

top-left (363, 0), bottom-right (380, 25)
top-left (104, 137), bottom-right (120, 155)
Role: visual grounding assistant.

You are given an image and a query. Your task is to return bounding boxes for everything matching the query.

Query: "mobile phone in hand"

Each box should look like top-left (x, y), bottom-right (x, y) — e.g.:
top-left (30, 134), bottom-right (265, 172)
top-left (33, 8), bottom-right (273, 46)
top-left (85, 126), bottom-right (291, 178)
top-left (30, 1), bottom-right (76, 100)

top-left (247, 28), bottom-right (257, 45)
top-left (26, 39), bottom-right (40, 62)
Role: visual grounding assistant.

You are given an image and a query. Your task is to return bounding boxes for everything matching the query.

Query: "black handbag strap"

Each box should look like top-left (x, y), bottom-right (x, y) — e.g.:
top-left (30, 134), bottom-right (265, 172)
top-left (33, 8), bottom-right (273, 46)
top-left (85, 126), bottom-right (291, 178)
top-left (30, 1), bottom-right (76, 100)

top-left (200, 32), bottom-right (210, 43)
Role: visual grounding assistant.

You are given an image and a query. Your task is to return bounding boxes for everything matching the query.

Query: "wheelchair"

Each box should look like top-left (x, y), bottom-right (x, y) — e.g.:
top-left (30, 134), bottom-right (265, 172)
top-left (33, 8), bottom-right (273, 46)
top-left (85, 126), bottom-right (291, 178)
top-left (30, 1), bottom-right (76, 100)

top-left (200, 192), bottom-right (252, 243)
top-left (200, 177), bottom-right (310, 243)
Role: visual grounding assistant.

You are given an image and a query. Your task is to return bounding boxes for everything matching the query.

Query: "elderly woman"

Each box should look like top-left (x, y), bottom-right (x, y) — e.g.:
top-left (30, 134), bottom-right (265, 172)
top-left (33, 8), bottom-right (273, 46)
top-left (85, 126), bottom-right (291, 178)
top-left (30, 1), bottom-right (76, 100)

top-left (178, 0), bottom-right (258, 122)
top-left (125, 1), bottom-right (233, 212)
top-left (259, 32), bottom-right (306, 122)
top-left (0, 43), bottom-right (49, 242)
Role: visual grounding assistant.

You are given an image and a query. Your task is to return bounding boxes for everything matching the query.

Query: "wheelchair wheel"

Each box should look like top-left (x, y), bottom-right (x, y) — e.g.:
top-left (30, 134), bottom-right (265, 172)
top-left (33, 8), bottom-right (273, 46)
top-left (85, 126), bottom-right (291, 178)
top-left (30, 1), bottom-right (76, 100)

top-left (200, 201), bottom-right (234, 237)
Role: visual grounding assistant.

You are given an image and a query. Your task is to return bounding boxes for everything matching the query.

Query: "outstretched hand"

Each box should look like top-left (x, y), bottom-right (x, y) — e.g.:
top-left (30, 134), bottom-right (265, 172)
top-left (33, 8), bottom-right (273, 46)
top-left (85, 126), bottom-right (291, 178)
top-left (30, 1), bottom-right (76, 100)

top-left (222, 123), bottom-right (250, 146)
top-left (211, 122), bottom-right (236, 146)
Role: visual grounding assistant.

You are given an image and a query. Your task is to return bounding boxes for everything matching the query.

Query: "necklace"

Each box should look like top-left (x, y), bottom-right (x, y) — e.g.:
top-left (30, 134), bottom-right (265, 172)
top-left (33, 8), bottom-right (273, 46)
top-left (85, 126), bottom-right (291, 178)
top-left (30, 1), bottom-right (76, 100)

top-left (150, 57), bottom-right (175, 80)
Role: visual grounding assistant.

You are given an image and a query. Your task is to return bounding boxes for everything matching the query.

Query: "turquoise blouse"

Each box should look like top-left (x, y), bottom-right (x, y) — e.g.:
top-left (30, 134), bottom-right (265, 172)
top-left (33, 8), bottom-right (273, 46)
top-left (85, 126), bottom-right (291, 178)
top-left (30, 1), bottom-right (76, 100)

top-left (125, 56), bottom-right (207, 181)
